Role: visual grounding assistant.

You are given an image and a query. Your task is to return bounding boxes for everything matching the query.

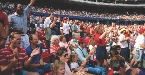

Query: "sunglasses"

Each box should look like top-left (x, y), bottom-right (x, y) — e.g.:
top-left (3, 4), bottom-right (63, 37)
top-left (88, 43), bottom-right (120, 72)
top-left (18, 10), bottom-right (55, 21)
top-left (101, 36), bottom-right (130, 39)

top-left (117, 48), bottom-right (121, 50)
top-left (64, 53), bottom-right (68, 57)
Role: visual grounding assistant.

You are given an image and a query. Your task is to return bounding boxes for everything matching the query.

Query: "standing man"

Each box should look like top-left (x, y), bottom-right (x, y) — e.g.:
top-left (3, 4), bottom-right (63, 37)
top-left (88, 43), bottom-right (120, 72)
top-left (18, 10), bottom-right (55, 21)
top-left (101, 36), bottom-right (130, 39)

top-left (8, 0), bottom-right (36, 49)
top-left (44, 12), bottom-right (57, 48)
top-left (63, 17), bottom-right (70, 42)
top-left (0, 32), bottom-right (40, 75)
top-left (118, 28), bottom-right (128, 60)
top-left (26, 34), bottom-right (51, 75)
top-left (0, 4), bottom-right (9, 49)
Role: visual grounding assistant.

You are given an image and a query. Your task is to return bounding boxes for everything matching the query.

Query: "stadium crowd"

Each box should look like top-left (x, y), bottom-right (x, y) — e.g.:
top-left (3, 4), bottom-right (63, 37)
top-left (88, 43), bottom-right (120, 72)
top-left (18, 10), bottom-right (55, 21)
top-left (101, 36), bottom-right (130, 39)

top-left (1, 0), bottom-right (145, 75)
top-left (1, 2), bottom-right (145, 20)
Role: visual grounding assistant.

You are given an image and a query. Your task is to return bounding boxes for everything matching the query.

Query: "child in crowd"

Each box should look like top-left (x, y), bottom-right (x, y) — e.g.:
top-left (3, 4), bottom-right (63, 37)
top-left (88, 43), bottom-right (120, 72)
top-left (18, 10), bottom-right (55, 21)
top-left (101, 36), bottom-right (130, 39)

top-left (51, 60), bottom-right (65, 75)
top-left (68, 51), bottom-right (79, 72)
top-left (88, 36), bottom-right (97, 66)
top-left (68, 51), bottom-right (87, 73)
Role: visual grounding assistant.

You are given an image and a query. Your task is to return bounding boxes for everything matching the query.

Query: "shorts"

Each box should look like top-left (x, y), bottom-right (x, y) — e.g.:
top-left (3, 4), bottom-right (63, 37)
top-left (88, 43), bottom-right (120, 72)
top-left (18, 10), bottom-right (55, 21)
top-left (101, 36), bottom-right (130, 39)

top-left (96, 46), bottom-right (107, 61)
top-left (133, 48), bottom-right (144, 62)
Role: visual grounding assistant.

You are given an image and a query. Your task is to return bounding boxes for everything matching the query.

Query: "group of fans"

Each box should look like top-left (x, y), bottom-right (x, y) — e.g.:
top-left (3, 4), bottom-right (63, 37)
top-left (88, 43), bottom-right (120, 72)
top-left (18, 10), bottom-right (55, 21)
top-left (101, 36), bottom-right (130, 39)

top-left (1, 0), bottom-right (145, 75)
top-left (1, 2), bottom-right (145, 20)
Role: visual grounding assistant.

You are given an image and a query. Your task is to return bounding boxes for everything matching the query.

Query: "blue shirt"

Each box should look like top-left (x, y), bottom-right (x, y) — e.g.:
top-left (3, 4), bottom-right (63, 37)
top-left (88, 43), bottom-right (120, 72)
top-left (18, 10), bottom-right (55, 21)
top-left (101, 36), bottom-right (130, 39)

top-left (8, 4), bottom-right (31, 34)
top-left (74, 46), bottom-right (88, 62)
top-left (26, 44), bottom-right (42, 64)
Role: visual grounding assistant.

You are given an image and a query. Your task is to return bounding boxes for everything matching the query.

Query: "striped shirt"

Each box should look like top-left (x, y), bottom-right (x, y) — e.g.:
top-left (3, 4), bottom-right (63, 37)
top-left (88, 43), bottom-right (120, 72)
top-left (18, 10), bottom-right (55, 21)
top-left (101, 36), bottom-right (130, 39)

top-left (8, 4), bottom-right (31, 34)
top-left (0, 46), bottom-right (28, 75)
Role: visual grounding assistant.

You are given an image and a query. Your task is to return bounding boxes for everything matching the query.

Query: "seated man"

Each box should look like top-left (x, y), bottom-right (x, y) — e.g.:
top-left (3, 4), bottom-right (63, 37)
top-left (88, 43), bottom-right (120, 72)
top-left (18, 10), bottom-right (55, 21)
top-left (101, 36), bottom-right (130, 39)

top-left (25, 34), bottom-right (51, 75)
top-left (112, 59), bottom-right (145, 75)
top-left (74, 38), bottom-right (106, 75)
top-left (0, 32), bottom-right (39, 75)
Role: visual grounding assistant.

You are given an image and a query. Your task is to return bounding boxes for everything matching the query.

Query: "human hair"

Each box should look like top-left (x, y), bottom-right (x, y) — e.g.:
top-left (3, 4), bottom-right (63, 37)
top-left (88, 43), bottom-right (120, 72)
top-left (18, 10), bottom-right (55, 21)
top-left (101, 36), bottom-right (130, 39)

top-left (68, 52), bottom-right (78, 69)
top-left (50, 35), bottom-right (59, 44)
top-left (59, 35), bottom-right (65, 41)
top-left (112, 60), bottom-right (125, 71)
top-left (110, 50), bottom-right (125, 67)
top-left (29, 34), bottom-right (37, 42)
top-left (55, 47), bottom-right (67, 60)
top-left (51, 60), bottom-right (65, 75)
top-left (9, 32), bottom-right (21, 40)
top-left (110, 45), bottom-right (121, 51)
top-left (95, 25), bottom-right (101, 33)
top-left (72, 32), bottom-right (80, 39)
top-left (110, 50), bottom-right (119, 58)
top-left (88, 36), bottom-right (95, 46)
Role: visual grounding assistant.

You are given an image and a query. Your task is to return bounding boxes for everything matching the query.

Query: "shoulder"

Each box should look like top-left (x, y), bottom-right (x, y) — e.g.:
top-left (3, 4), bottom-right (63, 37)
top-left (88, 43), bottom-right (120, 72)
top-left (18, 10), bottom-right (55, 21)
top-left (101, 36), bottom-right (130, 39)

top-left (25, 46), bottom-right (31, 51)
top-left (0, 47), bottom-right (10, 55)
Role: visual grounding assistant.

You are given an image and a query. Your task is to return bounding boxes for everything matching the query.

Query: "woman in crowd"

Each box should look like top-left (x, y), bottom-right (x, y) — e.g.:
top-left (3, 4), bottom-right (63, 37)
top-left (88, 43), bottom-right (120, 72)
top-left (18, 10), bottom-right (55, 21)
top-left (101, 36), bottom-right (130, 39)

top-left (59, 35), bottom-right (71, 55)
top-left (55, 47), bottom-right (87, 75)
top-left (50, 35), bottom-right (60, 63)
top-left (51, 60), bottom-right (65, 75)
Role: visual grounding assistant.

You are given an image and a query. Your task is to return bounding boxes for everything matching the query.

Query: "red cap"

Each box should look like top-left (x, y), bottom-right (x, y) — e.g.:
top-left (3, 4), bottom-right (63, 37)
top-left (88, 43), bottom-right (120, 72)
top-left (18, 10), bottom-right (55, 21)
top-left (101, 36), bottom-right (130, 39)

top-left (63, 17), bottom-right (67, 20)
top-left (139, 28), bottom-right (145, 34)
top-left (78, 38), bottom-right (86, 43)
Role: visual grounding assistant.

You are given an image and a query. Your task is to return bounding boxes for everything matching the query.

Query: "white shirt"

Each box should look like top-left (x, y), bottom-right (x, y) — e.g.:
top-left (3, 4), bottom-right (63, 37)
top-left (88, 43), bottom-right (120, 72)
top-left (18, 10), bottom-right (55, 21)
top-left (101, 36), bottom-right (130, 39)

top-left (65, 62), bottom-right (71, 75)
top-left (70, 62), bottom-right (79, 71)
top-left (63, 23), bottom-right (70, 35)
top-left (89, 45), bottom-right (96, 60)
top-left (134, 34), bottom-right (145, 49)
top-left (118, 34), bottom-right (128, 48)
top-left (44, 17), bottom-right (51, 28)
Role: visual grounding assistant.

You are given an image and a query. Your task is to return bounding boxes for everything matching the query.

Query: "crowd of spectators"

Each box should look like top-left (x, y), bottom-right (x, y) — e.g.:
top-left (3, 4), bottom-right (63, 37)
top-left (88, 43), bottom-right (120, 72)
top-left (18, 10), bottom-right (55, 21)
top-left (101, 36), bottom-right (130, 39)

top-left (1, 2), bottom-right (145, 20)
top-left (2, 1), bottom-right (145, 75)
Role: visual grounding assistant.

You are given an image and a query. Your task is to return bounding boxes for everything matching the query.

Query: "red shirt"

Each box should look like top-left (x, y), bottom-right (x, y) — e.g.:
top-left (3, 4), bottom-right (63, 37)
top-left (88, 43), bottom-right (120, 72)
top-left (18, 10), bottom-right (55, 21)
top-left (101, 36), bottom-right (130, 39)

top-left (0, 12), bottom-right (9, 25)
top-left (125, 33), bottom-right (130, 37)
top-left (94, 33), bottom-right (106, 46)
top-left (0, 46), bottom-right (28, 75)
top-left (50, 45), bottom-right (60, 54)
top-left (85, 36), bottom-right (90, 45)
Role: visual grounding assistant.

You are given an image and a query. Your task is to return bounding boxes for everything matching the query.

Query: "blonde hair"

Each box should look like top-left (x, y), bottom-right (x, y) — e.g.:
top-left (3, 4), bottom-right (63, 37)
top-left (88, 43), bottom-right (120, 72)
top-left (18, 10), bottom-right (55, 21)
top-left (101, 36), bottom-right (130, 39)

top-left (50, 35), bottom-right (59, 44)
top-left (51, 60), bottom-right (65, 75)
top-left (68, 52), bottom-right (78, 69)
top-left (88, 37), bottom-right (95, 46)
top-left (72, 33), bottom-right (80, 39)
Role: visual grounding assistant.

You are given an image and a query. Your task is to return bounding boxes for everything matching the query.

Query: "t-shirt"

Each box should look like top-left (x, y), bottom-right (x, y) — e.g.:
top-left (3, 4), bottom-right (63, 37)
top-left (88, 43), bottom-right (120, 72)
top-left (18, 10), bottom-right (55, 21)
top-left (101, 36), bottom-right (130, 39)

top-left (70, 62), bottom-right (79, 71)
top-left (0, 11), bottom-right (9, 25)
top-left (0, 46), bottom-right (28, 75)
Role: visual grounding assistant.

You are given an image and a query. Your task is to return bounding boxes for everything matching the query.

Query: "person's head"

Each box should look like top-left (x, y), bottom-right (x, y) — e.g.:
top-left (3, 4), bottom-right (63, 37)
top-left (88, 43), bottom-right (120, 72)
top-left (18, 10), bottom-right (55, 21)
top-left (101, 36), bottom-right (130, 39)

top-left (72, 33), bottom-right (80, 40)
top-left (59, 35), bottom-right (66, 43)
top-left (120, 28), bottom-right (126, 34)
top-left (96, 25), bottom-right (103, 34)
top-left (69, 51), bottom-right (78, 62)
top-left (110, 50), bottom-right (119, 58)
top-left (78, 38), bottom-right (86, 48)
top-left (111, 45), bottom-right (121, 54)
top-left (9, 32), bottom-right (21, 47)
top-left (29, 34), bottom-right (39, 46)
top-left (51, 60), bottom-right (65, 75)
top-left (112, 60), bottom-right (126, 75)
top-left (138, 28), bottom-right (145, 36)
top-left (15, 4), bottom-right (23, 15)
top-left (63, 17), bottom-right (67, 23)
top-left (56, 47), bottom-right (68, 62)
top-left (50, 15), bottom-right (54, 21)
top-left (88, 36), bottom-right (95, 46)
top-left (51, 36), bottom-right (59, 45)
